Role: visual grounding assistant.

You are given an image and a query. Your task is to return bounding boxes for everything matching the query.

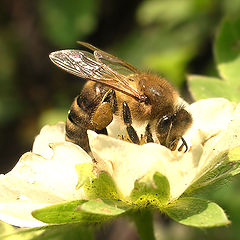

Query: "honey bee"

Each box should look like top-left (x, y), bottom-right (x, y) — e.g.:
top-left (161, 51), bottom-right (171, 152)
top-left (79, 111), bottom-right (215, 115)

top-left (49, 42), bottom-right (192, 153)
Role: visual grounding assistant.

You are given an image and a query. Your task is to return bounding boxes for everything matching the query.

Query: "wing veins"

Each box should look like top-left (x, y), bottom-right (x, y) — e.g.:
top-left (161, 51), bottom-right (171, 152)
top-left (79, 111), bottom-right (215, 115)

top-left (49, 46), bottom-right (142, 100)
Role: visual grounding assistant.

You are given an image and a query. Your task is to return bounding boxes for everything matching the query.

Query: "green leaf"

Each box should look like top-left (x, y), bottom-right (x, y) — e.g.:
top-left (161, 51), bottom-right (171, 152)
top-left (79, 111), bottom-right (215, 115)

top-left (114, 19), bottom-right (200, 89)
top-left (137, 0), bottom-right (192, 27)
top-left (80, 199), bottom-right (129, 216)
top-left (185, 147), bottom-right (240, 195)
top-left (83, 172), bottom-right (121, 200)
top-left (32, 200), bottom-right (112, 224)
top-left (215, 17), bottom-right (240, 84)
top-left (130, 172), bottom-right (170, 208)
top-left (165, 197), bottom-right (230, 227)
top-left (188, 75), bottom-right (239, 101)
top-left (146, 46), bottom-right (195, 88)
top-left (188, 18), bottom-right (240, 101)
top-left (0, 223), bottom-right (93, 240)
top-left (39, 0), bottom-right (97, 47)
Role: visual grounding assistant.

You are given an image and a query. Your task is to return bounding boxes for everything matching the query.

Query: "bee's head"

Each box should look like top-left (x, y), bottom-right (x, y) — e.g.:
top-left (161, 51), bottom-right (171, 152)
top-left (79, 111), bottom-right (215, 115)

top-left (155, 107), bottom-right (192, 151)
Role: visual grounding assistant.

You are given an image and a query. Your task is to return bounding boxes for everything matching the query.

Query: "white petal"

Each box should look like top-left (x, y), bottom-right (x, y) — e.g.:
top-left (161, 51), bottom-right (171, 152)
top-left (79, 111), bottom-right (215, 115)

top-left (195, 102), bottom-right (240, 177)
top-left (186, 98), bottom-right (235, 143)
top-left (88, 98), bottom-right (238, 201)
top-left (88, 130), bottom-right (164, 197)
top-left (32, 122), bottom-right (66, 159)
top-left (88, 130), bottom-right (202, 200)
top-left (0, 128), bottom-right (92, 227)
top-left (0, 203), bottom-right (48, 227)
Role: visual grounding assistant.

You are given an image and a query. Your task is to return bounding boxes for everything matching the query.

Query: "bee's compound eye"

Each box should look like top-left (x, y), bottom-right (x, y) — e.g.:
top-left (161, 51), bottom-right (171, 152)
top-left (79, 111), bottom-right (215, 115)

top-left (157, 115), bottom-right (172, 134)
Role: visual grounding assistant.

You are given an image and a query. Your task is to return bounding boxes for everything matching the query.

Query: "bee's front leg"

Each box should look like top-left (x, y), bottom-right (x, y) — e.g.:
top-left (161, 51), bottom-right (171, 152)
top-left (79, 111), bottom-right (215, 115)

top-left (122, 101), bottom-right (140, 144)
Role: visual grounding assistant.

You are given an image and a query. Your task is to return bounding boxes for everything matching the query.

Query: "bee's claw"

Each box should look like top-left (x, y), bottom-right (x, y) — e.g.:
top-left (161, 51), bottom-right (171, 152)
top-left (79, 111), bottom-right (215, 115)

top-left (178, 143), bottom-right (184, 152)
top-left (170, 139), bottom-right (179, 151)
top-left (178, 137), bottom-right (188, 153)
top-left (169, 137), bottom-right (189, 152)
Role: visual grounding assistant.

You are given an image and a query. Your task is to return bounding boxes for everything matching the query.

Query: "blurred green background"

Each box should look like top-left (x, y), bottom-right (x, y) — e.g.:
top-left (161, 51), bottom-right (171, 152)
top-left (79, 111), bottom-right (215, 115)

top-left (1, 0), bottom-right (240, 239)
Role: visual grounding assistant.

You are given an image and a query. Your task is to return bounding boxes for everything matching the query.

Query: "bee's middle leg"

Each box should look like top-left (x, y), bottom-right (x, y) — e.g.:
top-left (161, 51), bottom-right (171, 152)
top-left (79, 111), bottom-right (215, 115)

top-left (145, 123), bottom-right (154, 143)
top-left (122, 101), bottom-right (140, 144)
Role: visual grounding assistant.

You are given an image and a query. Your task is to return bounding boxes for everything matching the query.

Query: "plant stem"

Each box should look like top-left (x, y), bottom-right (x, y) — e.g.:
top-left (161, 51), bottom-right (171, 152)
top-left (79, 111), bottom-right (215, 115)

top-left (131, 210), bottom-right (155, 240)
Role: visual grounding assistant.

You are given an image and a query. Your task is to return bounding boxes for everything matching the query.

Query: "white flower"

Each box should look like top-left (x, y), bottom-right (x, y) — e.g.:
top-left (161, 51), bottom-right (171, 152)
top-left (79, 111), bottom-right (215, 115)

top-left (89, 98), bottom-right (240, 199)
top-left (0, 122), bottom-right (92, 227)
top-left (0, 98), bottom-right (239, 227)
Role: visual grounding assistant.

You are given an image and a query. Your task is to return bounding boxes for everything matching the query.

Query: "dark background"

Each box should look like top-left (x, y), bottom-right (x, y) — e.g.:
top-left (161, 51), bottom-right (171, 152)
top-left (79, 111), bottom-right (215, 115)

top-left (1, 0), bottom-right (240, 239)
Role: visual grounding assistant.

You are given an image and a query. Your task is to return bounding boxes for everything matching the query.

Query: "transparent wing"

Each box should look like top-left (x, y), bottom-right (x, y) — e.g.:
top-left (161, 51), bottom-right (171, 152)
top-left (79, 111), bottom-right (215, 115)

top-left (49, 45), bottom-right (142, 100)
top-left (77, 41), bottom-right (140, 74)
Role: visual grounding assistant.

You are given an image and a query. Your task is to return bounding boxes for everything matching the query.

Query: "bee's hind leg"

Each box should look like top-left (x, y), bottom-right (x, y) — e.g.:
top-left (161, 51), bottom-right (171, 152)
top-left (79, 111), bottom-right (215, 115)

top-left (122, 101), bottom-right (140, 144)
top-left (91, 89), bottom-right (117, 131)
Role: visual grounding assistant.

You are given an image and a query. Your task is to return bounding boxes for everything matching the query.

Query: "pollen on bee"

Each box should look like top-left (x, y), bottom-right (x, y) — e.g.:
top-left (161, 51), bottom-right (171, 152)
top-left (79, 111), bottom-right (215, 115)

top-left (118, 132), bottom-right (147, 145)
top-left (118, 133), bottom-right (131, 143)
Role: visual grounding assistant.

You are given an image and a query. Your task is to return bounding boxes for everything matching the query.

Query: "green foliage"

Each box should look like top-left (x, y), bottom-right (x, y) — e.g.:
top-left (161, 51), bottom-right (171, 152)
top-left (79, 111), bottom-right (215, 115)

top-left (114, 0), bottom-right (227, 88)
top-left (165, 197), bottom-right (230, 227)
top-left (38, 0), bottom-right (98, 47)
top-left (83, 172), bottom-right (121, 200)
top-left (80, 199), bottom-right (128, 216)
top-left (130, 172), bottom-right (170, 208)
top-left (189, 17), bottom-right (240, 102)
top-left (0, 222), bottom-right (94, 240)
top-left (32, 200), bottom-right (112, 224)
top-left (113, 26), bottom-right (197, 88)
top-left (2, 1), bottom-right (240, 239)
top-left (38, 109), bottom-right (68, 127)
top-left (215, 18), bottom-right (240, 83)
top-left (31, 167), bottom-right (234, 229)
top-left (130, 210), bottom-right (155, 240)
top-left (136, 0), bottom-right (224, 30)
top-left (188, 75), bottom-right (238, 101)
top-left (185, 147), bottom-right (240, 196)
top-left (0, 37), bottom-right (23, 125)
top-left (32, 199), bottom-right (129, 225)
